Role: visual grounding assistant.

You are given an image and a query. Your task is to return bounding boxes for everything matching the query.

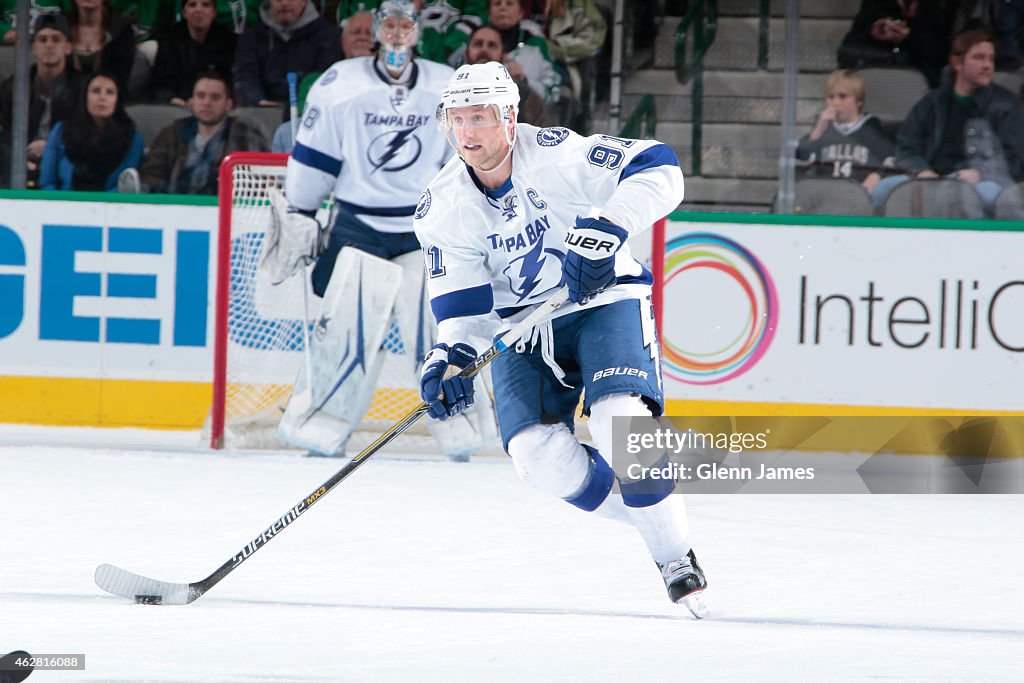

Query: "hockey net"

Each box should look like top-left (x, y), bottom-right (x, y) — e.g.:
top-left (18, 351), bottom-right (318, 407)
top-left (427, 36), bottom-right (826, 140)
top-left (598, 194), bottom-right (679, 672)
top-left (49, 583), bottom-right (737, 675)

top-left (207, 153), bottom-right (427, 450)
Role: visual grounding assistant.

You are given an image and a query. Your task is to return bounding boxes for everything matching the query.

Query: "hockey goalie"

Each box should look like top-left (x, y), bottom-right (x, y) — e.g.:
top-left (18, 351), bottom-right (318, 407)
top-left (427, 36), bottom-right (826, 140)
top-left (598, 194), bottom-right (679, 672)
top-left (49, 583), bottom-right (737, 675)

top-left (260, 1), bottom-right (497, 461)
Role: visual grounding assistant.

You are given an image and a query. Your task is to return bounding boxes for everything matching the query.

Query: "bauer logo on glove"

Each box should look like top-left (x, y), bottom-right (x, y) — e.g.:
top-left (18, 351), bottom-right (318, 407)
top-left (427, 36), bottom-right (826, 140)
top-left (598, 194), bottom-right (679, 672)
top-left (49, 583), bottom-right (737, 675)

top-left (561, 216), bottom-right (629, 304)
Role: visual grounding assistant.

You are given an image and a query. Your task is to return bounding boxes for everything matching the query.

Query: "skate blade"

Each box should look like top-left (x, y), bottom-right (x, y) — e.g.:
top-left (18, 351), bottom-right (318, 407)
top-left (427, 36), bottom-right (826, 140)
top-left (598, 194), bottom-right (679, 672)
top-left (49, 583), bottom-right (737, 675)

top-left (678, 590), bottom-right (710, 619)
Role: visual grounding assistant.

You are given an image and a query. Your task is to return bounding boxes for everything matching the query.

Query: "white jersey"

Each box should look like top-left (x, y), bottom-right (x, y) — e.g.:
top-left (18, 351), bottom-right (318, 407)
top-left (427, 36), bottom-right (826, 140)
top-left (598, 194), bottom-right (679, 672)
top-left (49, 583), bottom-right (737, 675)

top-left (413, 124), bottom-right (685, 348)
top-left (286, 56), bottom-right (455, 233)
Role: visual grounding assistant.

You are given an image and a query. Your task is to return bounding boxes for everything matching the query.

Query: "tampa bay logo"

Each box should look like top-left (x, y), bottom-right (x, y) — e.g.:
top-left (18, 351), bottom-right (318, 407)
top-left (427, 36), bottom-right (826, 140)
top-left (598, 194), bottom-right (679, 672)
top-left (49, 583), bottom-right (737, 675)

top-left (661, 232), bottom-right (778, 385)
top-left (502, 238), bottom-right (564, 302)
top-left (367, 126), bottom-right (422, 172)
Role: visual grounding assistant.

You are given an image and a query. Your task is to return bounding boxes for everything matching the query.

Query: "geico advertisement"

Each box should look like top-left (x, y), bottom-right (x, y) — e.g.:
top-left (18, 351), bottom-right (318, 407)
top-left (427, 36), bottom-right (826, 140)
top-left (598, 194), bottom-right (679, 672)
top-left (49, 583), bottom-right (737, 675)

top-left (660, 221), bottom-right (1024, 411)
top-left (0, 199), bottom-right (216, 381)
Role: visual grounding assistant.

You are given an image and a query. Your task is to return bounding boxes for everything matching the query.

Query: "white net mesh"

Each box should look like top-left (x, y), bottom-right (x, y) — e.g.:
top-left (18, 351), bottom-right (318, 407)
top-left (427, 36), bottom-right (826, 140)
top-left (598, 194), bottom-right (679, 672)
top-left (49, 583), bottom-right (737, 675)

top-left (211, 156), bottom-right (428, 451)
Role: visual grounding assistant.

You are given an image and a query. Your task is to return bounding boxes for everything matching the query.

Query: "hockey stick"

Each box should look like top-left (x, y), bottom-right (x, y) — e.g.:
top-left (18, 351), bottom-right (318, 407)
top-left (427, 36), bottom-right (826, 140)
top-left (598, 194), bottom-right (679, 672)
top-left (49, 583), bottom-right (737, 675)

top-left (95, 287), bottom-right (570, 605)
top-left (287, 71), bottom-right (300, 148)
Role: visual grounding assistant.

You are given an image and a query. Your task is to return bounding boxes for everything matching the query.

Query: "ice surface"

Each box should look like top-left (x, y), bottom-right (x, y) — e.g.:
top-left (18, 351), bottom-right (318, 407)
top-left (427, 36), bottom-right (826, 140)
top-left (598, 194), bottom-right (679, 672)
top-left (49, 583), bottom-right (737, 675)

top-left (1, 425), bottom-right (1022, 681)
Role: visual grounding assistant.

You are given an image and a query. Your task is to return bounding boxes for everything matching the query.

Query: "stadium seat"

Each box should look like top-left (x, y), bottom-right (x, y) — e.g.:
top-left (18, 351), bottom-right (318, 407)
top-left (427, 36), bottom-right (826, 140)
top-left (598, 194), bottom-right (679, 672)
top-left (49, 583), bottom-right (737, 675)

top-left (993, 182), bottom-right (1024, 220)
top-left (882, 178), bottom-right (985, 219)
top-left (856, 67), bottom-right (930, 125)
top-left (126, 103), bottom-right (189, 151)
top-left (992, 70), bottom-right (1024, 99)
top-left (774, 178), bottom-right (873, 216)
top-left (231, 106), bottom-right (287, 142)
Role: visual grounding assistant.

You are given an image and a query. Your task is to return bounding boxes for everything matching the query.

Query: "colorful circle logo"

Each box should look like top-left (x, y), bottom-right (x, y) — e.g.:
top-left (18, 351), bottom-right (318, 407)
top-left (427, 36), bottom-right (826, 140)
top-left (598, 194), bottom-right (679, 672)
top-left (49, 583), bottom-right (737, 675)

top-left (662, 232), bottom-right (778, 385)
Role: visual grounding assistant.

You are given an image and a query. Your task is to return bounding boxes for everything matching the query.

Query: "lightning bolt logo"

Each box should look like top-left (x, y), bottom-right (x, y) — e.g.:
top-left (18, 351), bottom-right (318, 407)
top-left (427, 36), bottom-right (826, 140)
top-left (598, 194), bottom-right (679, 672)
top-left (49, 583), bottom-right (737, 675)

top-left (369, 127), bottom-right (421, 173)
top-left (503, 239), bottom-right (564, 302)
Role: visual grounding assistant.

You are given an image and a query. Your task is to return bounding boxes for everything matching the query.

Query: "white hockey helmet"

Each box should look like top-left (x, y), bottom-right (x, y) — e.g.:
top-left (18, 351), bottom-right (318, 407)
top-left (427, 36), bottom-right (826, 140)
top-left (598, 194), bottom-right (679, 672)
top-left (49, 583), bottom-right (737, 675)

top-left (374, 0), bottom-right (419, 73)
top-left (437, 61), bottom-right (520, 130)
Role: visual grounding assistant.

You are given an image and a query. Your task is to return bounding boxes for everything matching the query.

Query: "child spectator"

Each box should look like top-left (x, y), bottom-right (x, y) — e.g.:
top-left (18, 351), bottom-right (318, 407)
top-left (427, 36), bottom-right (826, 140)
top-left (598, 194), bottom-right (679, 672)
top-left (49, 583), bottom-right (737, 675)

top-left (796, 69), bottom-right (896, 196)
top-left (38, 70), bottom-right (143, 190)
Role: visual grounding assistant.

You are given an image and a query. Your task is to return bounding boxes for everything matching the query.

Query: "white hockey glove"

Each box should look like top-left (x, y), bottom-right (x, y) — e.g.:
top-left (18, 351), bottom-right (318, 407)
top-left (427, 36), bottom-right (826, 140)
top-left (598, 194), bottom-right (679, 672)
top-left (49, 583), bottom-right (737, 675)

top-left (262, 186), bottom-right (329, 285)
top-left (419, 343), bottom-right (478, 421)
top-left (561, 216), bottom-right (629, 304)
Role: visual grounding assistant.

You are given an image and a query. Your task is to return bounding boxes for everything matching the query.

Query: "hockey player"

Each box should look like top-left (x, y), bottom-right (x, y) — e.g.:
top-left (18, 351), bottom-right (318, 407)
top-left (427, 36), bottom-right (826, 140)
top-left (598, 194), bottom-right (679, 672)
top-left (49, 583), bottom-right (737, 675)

top-left (413, 62), bottom-right (707, 610)
top-left (262, 0), bottom-right (498, 461)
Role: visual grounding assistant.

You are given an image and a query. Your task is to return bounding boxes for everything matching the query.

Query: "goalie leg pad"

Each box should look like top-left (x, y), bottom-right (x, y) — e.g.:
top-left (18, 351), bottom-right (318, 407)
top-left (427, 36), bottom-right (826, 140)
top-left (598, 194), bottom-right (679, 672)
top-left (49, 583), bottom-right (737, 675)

top-left (391, 251), bottom-right (499, 460)
top-left (277, 248), bottom-right (402, 454)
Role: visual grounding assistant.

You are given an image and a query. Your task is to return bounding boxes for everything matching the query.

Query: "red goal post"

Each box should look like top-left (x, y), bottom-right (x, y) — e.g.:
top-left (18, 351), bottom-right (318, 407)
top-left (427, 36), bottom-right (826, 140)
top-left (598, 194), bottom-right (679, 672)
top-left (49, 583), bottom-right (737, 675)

top-left (208, 152), bottom-right (669, 450)
top-left (208, 152), bottom-right (424, 450)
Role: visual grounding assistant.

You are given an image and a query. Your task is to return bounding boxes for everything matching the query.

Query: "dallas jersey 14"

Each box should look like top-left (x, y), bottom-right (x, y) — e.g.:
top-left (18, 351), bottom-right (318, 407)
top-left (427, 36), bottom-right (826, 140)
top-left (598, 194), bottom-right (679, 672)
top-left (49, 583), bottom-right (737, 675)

top-left (413, 124), bottom-right (685, 347)
top-left (285, 56), bottom-right (455, 233)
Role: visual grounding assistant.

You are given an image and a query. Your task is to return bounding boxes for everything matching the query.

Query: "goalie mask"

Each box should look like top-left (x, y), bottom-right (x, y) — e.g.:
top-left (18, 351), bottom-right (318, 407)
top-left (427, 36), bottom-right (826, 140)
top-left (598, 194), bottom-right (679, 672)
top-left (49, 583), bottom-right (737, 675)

top-left (375, 0), bottom-right (419, 75)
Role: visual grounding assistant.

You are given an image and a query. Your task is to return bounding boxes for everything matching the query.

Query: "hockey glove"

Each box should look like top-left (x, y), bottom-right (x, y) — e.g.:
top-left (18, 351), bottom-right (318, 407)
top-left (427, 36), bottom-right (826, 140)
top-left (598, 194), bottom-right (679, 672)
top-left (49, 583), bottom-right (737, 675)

top-left (419, 343), bottom-right (478, 421)
top-left (561, 216), bottom-right (629, 304)
top-left (262, 186), bottom-right (329, 285)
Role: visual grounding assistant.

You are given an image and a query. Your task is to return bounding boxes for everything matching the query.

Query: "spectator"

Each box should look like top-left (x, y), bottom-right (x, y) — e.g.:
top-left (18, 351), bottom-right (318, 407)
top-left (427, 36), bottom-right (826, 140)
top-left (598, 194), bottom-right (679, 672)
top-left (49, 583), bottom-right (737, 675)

top-left (950, 0), bottom-right (1024, 71)
top-left (38, 70), bottom-right (143, 191)
top-left (0, 13), bottom-right (85, 187)
top-left (150, 0), bottom-right (238, 105)
top-left (796, 69), bottom-right (895, 196)
top-left (543, 0), bottom-right (605, 130)
top-left (340, 9), bottom-right (374, 57)
top-left (873, 29), bottom-right (1024, 214)
top-left (66, 0), bottom-right (136, 93)
top-left (108, 1), bottom-right (178, 101)
top-left (139, 70), bottom-right (268, 194)
top-left (836, 0), bottom-right (952, 88)
top-left (463, 24), bottom-right (547, 125)
top-left (447, 0), bottom-right (559, 104)
top-left (233, 0), bottom-right (342, 108)
top-left (419, 0), bottom-right (487, 63)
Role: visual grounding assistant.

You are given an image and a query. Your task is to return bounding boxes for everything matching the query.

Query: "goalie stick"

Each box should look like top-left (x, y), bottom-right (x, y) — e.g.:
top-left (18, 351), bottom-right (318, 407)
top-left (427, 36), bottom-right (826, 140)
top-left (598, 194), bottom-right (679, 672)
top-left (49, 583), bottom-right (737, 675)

top-left (95, 287), bottom-right (570, 605)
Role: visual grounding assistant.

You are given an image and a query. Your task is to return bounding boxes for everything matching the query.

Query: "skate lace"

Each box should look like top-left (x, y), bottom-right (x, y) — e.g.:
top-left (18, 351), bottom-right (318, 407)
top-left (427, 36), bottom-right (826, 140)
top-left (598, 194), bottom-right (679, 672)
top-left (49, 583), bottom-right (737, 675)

top-left (515, 321), bottom-right (572, 388)
top-left (659, 558), bottom-right (695, 582)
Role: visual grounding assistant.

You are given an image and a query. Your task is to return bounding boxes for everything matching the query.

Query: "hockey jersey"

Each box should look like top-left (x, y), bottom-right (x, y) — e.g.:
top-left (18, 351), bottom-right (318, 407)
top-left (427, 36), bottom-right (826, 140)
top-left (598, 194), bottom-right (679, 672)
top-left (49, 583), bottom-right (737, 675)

top-left (796, 114), bottom-right (896, 182)
top-left (413, 124), bottom-right (684, 348)
top-left (285, 56), bottom-right (455, 233)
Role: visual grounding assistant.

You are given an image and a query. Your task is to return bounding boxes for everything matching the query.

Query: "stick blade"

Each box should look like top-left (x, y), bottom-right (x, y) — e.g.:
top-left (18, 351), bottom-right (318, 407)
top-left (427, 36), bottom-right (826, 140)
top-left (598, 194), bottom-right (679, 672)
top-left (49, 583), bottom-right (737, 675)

top-left (94, 563), bottom-right (197, 605)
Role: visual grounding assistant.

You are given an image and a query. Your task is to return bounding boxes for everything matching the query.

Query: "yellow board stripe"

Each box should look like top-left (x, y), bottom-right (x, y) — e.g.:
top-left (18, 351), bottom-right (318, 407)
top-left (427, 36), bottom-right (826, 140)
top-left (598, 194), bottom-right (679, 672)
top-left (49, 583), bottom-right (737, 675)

top-left (664, 399), bottom-right (1022, 418)
top-left (0, 376), bottom-right (212, 429)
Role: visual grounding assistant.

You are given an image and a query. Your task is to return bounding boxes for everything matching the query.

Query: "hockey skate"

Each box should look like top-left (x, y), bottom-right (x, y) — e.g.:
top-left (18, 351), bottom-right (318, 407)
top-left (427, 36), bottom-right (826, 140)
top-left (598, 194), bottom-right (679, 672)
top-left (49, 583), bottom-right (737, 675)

top-left (657, 549), bottom-right (709, 618)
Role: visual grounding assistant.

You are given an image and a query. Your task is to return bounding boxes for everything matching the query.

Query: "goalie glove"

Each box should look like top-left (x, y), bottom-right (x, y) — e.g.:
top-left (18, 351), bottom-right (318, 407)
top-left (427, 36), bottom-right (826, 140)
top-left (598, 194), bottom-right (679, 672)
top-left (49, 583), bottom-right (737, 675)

top-left (419, 343), bottom-right (478, 421)
top-left (561, 216), bottom-right (629, 304)
top-left (262, 186), bottom-right (330, 285)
